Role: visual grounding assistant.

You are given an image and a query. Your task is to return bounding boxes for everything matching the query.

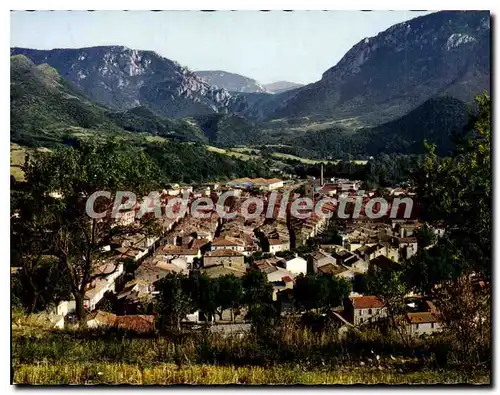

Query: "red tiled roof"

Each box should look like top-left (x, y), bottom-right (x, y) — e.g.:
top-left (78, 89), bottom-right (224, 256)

top-left (269, 239), bottom-right (286, 245)
top-left (211, 238), bottom-right (242, 247)
top-left (351, 296), bottom-right (385, 309)
top-left (206, 249), bottom-right (244, 257)
top-left (282, 276), bottom-right (293, 283)
top-left (162, 246), bottom-right (198, 255)
top-left (406, 312), bottom-right (439, 324)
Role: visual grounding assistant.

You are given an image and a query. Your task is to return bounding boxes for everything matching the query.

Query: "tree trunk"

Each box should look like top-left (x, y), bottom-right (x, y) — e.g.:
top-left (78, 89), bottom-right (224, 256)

top-left (74, 292), bottom-right (87, 327)
top-left (28, 291), bottom-right (38, 314)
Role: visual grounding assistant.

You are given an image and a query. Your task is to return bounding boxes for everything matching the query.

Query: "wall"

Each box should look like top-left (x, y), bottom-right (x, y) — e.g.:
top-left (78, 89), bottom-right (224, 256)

top-left (409, 322), bottom-right (442, 336)
top-left (354, 307), bottom-right (387, 326)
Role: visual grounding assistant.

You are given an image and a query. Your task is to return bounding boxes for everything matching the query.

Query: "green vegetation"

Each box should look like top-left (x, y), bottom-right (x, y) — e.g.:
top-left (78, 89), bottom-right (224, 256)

top-left (12, 318), bottom-right (490, 384)
top-left (12, 140), bottom-right (163, 323)
top-left (283, 97), bottom-right (470, 159)
top-left (143, 141), bottom-right (272, 183)
top-left (13, 362), bottom-right (489, 385)
top-left (9, 47), bottom-right (491, 385)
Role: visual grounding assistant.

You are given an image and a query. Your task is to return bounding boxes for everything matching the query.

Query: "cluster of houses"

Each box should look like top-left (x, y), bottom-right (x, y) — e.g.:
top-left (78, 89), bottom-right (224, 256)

top-left (344, 295), bottom-right (442, 337)
top-left (22, 177), bottom-right (448, 337)
top-left (226, 178), bottom-right (284, 191)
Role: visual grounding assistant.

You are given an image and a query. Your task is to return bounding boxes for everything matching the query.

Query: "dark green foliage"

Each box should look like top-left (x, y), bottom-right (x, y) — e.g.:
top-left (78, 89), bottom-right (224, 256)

top-left (294, 273), bottom-right (351, 313)
top-left (404, 241), bottom-right (467, 295)
top-left (107, 107), bottom-right (208, 143)
top-left (11, 259), bottom-right (72, 313)
top-left (241, 269), bottom-right (276, 330)
top-left (411, 94), bottom-right (491, 278)
top-left (143, 141), bottom-right (271, 184)
top-left (10, 55), bottom-right (114, 147)
top-left (155, 273), bottom-right (195, 331)
top-left (192, 114), bottom-right (262, 146)
top-left (414, 224), bottom-right (437, 249)
top-left (284, 97), bottom-right (470, 159)
top-left (214, 275), bottom-right (243, 321)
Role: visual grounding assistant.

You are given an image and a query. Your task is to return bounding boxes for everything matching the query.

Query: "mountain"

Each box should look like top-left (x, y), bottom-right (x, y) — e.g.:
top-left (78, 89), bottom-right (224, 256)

top-left (242, 11), bottom-right (490, 125)
top-left (195, 70), bottom-right (267, 93)
top-left (263, 81), bottom-right (304, 94)
top-left (10, 54), bottom-right (210, 146)
top-left (285, 96), bottom-right (470, 159)
top-left (10, 46), bottom-right (234, 119)
top-left (10, 54), bottom-right (113, 146)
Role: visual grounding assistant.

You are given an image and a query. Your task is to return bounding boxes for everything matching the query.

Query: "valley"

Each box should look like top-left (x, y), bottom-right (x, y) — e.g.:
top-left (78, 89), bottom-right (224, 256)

top-left (10, 9), bottom-right (491, 386)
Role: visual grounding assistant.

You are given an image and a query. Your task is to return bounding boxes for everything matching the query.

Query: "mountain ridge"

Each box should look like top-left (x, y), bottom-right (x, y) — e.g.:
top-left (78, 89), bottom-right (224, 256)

top-left (10, 45), bottom-right (234, 119)
top-left (195, 70), bottom-right (267, 93)
top-left (234, 11), bottom-right (490, 125)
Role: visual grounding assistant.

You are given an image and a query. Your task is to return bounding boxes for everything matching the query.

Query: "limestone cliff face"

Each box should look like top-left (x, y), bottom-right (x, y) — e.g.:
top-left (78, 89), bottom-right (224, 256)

top-left (11, 46), bottom-right (233, 118)
top-left (255, 11), bottom-right (490, 125)
top-left (195, 70), bottom-right (267, 93)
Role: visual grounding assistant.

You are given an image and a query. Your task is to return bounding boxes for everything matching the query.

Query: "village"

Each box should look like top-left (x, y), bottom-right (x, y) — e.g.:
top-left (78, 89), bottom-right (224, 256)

top-left (18, 167), bottom-right (459, 341)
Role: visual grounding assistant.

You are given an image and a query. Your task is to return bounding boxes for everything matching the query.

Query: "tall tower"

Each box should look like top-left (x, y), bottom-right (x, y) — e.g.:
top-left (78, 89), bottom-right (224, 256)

top-left (320, 163), bottom-right (324, 187)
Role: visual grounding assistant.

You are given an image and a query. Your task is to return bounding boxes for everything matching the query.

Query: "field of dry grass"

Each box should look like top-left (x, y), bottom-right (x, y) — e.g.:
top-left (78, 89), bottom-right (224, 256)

top-left (13, 362), bottom-right (490, 385)
top-left (11, 317), bottom-right (490, 386)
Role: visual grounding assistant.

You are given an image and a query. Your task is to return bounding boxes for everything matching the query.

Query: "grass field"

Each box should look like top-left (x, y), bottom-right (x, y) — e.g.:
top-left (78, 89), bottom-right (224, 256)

top-left (10, 143), bottom-right (27, 181)
top-left (206, 146), bottom-right (260, 161)
top-left (271, 152), bottom-right (338, 165)
top-left (12, 362), bottom-right (490, 385)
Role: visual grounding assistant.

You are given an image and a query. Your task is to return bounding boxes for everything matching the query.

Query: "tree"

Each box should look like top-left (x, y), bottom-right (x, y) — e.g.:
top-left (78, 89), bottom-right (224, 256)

top-left (294, 273), bottom-right (350, 313)
top-left (187, 273), bottom-right (217, 323)
top-left (413, 223), bottom-right (437, 249)
top-left (403, 94), bottom-right (491, 364)
top-left (404, 239), bottom-right (466, 295)
top-left (19, 139), bottom-right (162, 324)
top-left (366, 267), bottom-right (411, 346)
top-left (214, 274), bottom-right (243, 322)
top-left (241, 269), bottom-right (275, 330)
top-left (294, 273), bottom-right (327, 313)
top-left (11, 184), bottom-right (74, 313)
top-left (323, 276), bottom-right (351, 312)
top-left (155, 273), bottom-right (194, 331)
top-left (413, 94), bottom-right (491, 278)
top-left (11, 257), bottom-right (72, 313)
top-left (434, 276), bottom-right (490, 364)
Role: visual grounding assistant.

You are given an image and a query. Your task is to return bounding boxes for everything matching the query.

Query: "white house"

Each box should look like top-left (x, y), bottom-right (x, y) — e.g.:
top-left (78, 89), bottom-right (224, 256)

top-left (346, 296), bottom-right (387, 326)
top-left (84, 262), bottom-right (124, 311)
top-left (115, 209), bottom-right (136, 227)
top-left (170, 257), bottom-right (189, 272)
top-left (55, 300), bottom-right (76, 317)
top-left (211, 237), bottom-right (245, 252)
top-left (284, 256), bottom-right (308, 275)
top-left (268, 239), bottom-right (290, 254)
top-left (397, 237), bottom-right (418, 260)
top-left (161, 245), bottom-right (201, 264)
top-left (263, 178), bottom-right (284, 191)
top-left (406, 312), bottom-right (442, 337)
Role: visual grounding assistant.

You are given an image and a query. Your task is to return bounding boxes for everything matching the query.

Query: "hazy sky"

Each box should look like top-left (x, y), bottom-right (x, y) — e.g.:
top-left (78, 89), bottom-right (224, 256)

top-left (11, 10), bottom-right (432, 84)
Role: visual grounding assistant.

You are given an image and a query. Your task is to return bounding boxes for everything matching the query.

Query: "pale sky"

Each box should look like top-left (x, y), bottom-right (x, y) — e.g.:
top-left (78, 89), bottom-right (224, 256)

top-left (10, 10), bottom-right (432, 84)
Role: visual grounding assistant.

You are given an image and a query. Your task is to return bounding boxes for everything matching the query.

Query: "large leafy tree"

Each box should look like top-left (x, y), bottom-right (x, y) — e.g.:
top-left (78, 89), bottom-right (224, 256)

top-left (403, 94), bottom-right (491, 361)
top-left (413, 94), bottom-right (491, 278)
top-left (187, 273), bottom-right (218, 322)
top-left (11, 191), bottom-right (72, 313)
top-left (241, 269), bottom-right (275, 330)
top-left (154, 273), bottom-right (194, 331)
top-left (16, 139), bottom-right (162, 323)
top-left (214, 274), bottom-right (243, 322)
top-left (294, 273), bottom-right (350, 313)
